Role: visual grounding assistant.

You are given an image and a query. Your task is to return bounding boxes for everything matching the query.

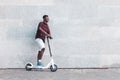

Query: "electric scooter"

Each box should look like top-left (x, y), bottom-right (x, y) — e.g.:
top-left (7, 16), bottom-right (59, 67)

top-left (25, 37), bottom-right (58, 72)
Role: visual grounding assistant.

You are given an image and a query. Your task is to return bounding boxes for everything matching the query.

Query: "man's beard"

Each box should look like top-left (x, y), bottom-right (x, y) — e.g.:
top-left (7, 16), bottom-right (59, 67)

top-left (45, 20), bottom-right (48, 23)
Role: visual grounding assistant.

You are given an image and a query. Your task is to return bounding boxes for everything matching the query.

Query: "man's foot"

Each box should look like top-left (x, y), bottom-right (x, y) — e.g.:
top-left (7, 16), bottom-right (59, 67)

top-left (37, 61), bottom-right (44, 68)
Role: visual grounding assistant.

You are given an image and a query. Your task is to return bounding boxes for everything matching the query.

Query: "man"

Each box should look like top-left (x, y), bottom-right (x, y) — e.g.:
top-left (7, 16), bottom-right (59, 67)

top-left (35, 15), bottom-right (52, 67)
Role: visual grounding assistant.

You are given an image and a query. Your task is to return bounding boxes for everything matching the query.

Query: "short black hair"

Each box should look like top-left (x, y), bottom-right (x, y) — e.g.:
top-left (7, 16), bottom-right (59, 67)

top-left (43, 15), bottom-right (48, 19)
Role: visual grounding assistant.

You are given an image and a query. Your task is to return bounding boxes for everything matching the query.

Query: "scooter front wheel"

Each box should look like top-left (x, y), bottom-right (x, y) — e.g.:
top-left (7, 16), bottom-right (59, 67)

top-left (50, 64), bottom-right (58, 72)
top-left (25, 63), bottom-right (33, 71)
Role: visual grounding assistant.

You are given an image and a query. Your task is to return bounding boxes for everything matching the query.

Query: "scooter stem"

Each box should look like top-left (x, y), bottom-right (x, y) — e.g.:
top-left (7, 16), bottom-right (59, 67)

top-left (47, 37), bottom-right (52, 57)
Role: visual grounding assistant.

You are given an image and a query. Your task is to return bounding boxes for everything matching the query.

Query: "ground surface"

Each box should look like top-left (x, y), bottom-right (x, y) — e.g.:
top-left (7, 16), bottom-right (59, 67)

top-left (0, 68), bottom-right (120, 80)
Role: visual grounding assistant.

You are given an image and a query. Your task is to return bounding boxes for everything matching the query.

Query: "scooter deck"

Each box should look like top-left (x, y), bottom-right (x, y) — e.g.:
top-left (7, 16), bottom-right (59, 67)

top-left (25, 63), bottom-right (58, 72)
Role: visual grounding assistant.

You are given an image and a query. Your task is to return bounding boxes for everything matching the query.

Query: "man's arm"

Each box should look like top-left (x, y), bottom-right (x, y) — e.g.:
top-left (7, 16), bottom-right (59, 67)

top-left (39, 27), bottom-right (52, 39)
top-left (39, 27), bottom-right (47, 35)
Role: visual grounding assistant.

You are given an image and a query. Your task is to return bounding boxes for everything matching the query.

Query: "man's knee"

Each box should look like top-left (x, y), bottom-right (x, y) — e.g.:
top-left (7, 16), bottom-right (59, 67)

top-left (41, 48), bottom-right (45, 52)
top-left (39, 48), bottom-right (45, 52)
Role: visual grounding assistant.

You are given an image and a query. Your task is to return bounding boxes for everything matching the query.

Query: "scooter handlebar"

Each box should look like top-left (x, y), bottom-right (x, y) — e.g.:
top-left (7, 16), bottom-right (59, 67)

top-left (47, 36), bottom-right (53, 39)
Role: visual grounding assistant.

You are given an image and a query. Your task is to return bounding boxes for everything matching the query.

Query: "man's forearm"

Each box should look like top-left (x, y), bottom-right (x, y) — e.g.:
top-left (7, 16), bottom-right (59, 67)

top-left (39, 27), bottom-right (48, 35)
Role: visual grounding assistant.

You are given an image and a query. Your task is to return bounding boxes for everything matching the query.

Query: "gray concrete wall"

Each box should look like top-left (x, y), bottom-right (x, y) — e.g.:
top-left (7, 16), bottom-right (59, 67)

top-left (0, 0), bottom-right (120, 68)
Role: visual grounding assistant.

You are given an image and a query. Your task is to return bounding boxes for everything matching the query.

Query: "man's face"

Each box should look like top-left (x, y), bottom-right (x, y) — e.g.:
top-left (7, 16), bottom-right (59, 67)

top-left (44, 17), bottom-right (49, 22)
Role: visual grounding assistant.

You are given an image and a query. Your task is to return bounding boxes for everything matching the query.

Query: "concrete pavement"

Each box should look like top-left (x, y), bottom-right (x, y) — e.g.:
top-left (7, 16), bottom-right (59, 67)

top-left (0, 68), bottom-right (120, 80)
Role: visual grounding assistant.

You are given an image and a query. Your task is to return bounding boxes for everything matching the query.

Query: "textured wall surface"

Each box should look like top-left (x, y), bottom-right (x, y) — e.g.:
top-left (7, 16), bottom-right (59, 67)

top-left (0, 0), bottom-right (120, 68)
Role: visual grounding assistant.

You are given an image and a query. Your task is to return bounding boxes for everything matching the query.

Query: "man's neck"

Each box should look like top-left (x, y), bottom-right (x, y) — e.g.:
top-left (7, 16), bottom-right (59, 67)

top-left (43, 21), bottom-right (47, 24)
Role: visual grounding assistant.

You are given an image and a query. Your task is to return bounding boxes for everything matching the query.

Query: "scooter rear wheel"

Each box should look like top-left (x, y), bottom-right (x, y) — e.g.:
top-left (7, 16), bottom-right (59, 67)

top-left (50, 64), bottom-right (58, 72)
top-left (25, 63), bottom-right (32, 71)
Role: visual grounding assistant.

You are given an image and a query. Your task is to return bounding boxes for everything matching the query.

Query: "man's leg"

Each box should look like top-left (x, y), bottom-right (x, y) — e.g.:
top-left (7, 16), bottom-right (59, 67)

top-left (37, 48), bottom-right (45, 67)
top-left (37, 48), bottom-right (45, 60)
top-left (35, 38), bottom-right (45, 67)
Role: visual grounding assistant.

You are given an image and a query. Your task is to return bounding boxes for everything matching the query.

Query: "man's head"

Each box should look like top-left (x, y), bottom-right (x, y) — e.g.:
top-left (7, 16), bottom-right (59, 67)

top-left (43, 15), bottom-right (49, 23)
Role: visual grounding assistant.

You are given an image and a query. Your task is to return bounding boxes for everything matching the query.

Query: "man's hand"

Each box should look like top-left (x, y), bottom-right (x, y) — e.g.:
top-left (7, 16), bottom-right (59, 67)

top-left (46, 34), bottom-right (53, 39)
top-left (49, 36), bottom-right (53, 39)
